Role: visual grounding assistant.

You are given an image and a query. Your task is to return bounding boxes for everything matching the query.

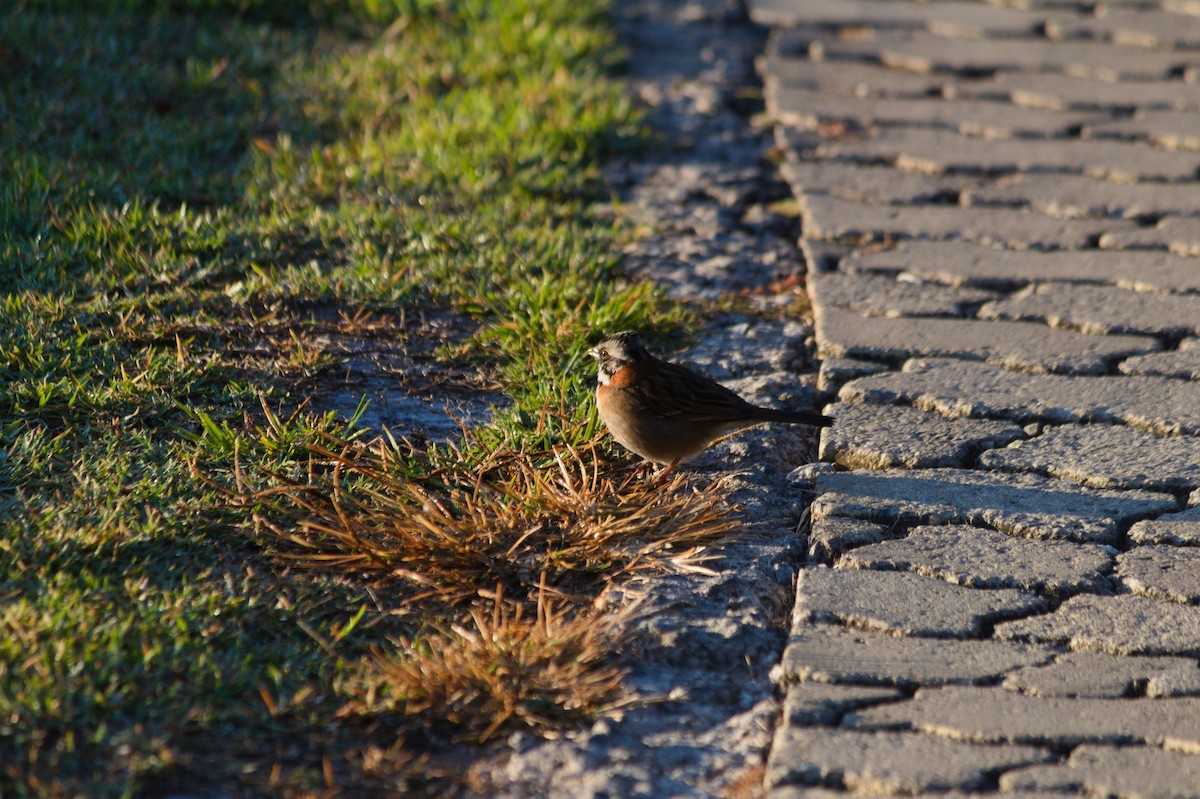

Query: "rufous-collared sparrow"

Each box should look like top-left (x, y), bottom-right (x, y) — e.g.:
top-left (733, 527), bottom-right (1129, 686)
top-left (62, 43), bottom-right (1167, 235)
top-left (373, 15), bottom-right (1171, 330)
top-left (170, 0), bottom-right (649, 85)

top-left (588, 331), bottom-right (833, 474)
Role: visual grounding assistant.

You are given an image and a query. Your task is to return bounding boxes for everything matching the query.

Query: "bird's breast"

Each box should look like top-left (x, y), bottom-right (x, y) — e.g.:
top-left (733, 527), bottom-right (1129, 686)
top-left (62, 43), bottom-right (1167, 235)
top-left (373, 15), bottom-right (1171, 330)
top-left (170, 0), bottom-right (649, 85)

top-left (603, 362), bottom-right (639, 389)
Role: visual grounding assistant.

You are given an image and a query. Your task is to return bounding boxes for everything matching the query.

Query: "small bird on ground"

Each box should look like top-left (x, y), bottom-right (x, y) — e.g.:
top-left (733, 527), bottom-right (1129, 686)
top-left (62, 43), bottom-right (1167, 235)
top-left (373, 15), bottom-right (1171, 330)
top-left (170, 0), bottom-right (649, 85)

top-left (588, 331), bottom-right (833, 475)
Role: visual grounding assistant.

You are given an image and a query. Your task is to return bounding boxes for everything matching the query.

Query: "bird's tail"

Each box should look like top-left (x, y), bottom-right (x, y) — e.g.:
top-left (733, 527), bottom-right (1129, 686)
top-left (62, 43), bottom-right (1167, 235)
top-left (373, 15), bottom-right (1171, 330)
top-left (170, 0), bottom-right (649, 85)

top-left (750, 407), bottom-right (834, 427)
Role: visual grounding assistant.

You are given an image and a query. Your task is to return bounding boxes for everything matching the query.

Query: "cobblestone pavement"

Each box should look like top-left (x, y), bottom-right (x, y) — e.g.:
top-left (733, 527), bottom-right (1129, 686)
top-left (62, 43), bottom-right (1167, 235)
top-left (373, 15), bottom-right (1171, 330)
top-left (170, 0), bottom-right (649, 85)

top-left (749, 1), bottom-right (1200, 796)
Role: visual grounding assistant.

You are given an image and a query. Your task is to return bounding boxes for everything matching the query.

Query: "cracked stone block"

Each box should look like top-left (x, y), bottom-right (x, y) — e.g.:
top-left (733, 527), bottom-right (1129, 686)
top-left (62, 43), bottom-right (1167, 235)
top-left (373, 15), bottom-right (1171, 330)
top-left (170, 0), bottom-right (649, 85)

top-left (1087, 110), bottom-right (1200, 151)
top-left (803, 237), bottom-right (859, 274)
top-left (996, 593), bottom-right (1200, 656)
top-left (843, 240), bottom-right (1200, 295)
top-left (812, 467), bottom-right (1175, 544)
top-left (1003, 651), bottom-right (1200, 698)
top-left (752, 0), bottom-right (1047, 33)
top-left (1129, 504), bottom-right (1200, 546)
top-left (798, 27), bottom-right (1190, 81)
top-left (808, 516), bottom-right (896, 562)
top-left (980, 423), bottom-right (1200, 493)
top-left (1117, 546), bottom-right (1200, 604)
top-left (774, 790), bottom-right (1078, 799)
top-left (784, 159), bottom-right (982, 206)
top-left (771, 84), bottom-right (1096, 137)
top-left (1121, 342), bottom-right (1200, 381)
top-left (965, 171), bottom-right (1200, 220)
top-left (1001, 744), bottom-right (1200, 797)
top-left (798, 193), bottom-right (1133, 250)
top-left (1101, 216), bottom-right (1200, 257)
top-left (778, 623), bottom-right (1052, 687)
top-left (781, 682), bottom-right (902, 726)
top-left (815, 307), bottom-right (1157, 375)
top-left (979, 282), bottom-right (1200, 337)
top-left (819, 402), bottom-right (1024, 470)
top-left (808, 270), bottom-right (997, 318)
top-left (990, 70), bottom-right (1200, 113)
top-left (1060, 7), bottom-right (1200, 49)
top-left (816, 356), bottom-right (888, 392)
top-left (839, 524), bottom-right (1113, 595)
top-left (764, 47), bottom-right (946, 97)
top-left (807, 125), bottom-right (1200, 182)
top-left (841, 357), bottom-right (1200, 436)
top-left (795, 566), bottom-right (1044, 637)
top-left (767, 726), bottom-right (1052, 793)
top-left (1148, 664), bottom-right (1200, 698)
top-left (853, 685), bottom-right (1200, 749)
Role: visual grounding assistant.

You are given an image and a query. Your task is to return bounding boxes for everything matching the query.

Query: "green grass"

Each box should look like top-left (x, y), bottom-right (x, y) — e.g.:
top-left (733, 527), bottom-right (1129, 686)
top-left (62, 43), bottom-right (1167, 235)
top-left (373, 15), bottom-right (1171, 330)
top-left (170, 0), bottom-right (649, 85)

top-left (0, 0), bottom-right (693, 794)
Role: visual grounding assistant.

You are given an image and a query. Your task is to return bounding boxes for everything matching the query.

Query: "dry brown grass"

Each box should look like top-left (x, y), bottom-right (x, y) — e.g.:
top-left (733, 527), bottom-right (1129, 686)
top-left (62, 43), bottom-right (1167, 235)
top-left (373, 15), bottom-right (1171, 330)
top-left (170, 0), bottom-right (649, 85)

top-left (213, 423), bottom-right (739, 740)
top-left (360, 591), bottom-right (634, 742)
top-left (237, 433), bottom-right (736, 610)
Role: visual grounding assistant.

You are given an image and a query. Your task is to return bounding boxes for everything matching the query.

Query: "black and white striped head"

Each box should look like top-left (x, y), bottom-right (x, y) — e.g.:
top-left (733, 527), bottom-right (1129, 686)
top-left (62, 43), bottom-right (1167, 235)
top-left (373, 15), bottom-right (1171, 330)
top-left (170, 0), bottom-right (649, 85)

top-left (587, 331), bottom-right (652, 386)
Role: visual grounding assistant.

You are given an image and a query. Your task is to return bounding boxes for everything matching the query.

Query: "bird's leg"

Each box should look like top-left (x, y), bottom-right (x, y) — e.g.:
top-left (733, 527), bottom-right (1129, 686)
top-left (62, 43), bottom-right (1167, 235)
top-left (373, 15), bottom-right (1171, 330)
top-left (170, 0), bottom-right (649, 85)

top-left (632, 459), bottom-right (657, 478)
top-left (653, 458), bottom-right (682, 482)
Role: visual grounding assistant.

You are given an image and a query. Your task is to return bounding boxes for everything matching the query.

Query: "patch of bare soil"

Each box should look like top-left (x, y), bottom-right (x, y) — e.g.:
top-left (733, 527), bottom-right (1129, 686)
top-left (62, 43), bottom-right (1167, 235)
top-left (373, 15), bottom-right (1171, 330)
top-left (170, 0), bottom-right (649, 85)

top-left (178, 304), bottom-right (506, 441)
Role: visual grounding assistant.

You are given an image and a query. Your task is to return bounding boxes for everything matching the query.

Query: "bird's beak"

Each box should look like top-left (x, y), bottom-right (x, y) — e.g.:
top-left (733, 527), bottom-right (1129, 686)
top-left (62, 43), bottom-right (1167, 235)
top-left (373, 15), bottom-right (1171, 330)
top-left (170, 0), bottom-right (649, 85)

top-left (587, 346), bottom-right (599, 360)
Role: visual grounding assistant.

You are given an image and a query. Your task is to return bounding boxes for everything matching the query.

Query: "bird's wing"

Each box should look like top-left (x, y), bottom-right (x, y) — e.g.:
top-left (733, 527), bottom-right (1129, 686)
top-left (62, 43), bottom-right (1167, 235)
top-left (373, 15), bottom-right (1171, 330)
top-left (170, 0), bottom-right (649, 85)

top-left (624, 361), bottom-right (754, 423)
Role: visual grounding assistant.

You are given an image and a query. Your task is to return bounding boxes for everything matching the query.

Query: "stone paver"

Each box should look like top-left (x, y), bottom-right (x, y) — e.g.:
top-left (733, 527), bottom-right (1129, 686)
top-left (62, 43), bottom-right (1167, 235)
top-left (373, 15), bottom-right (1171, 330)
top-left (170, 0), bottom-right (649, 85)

top-left (770, 84), bottom-right (1099, 137)
top-left (990, 70), bottom-right (1200, 112)
top-left (753, 0), bottom-right (1047, 32)
top-left (774, 791), bottom-right (1085, 799)
top-left (767, 726), bottom-right (1052, 792)
top-left (816, 307), bottom-right (1157, 375)
top-left (778, 624), bottom-right (1052, 687)
top-left (978, 283), bottom-right (1200, 337)
top-left (781, 682), bottom-right (902, 726)
top-left (813, 355), bottom-right (888, 392)
top-left (802, 125), bottom-right (1200, 182)
top-left (775, 27), bottom-right (1189, 80)
top-left (841, 358), bottom-right (1200, 435)
top-left (757, 0), bottom-right (1200, 48)
top-left (766, 41), bottom-right (1200, 112)
top-left (789, 159), bottom-right (1200, 223)
top-left (753, 0), bottom-right (1200, 794)
top-left (996, 594), bottom-right (1200, 656)
top-left (808, 270), bottom-right (997, 318)
top-left (854, 685), bottom-right (1200, 748)
top-left (1101, 216), bottom-right (1200, 257)
top-left (795, 566), bottom-right (1043, 637)
top-left (819, 402), bottom-right (1024, 470)
top-left (1117, 547), bottom-right (1200, 604)
top-left (979, 423), bottom-right (1200, 493)
top-left (764, 50), bottom-right (947, 96)
top-left (812, 468), bottom-right (1175, 544)
top-left (843, 241), bottom-right (1200, 295)
top-left (1003, 651), bottom-right (1200, 699)
top-left (1129, 505), bottom-right (1200, 547)
top-left (798, 192), bottom-right (1137, 249)
top-left (782, 159), bottom-right (972, 206)
top-left (1088, 110), bottom-right (1200, 151)
top-left (838, 524), bottom-right (1113, 595)
top-left (1148, 664), bottom-right (1200, 699)
top-left (964, 172), bottom-right (1200, 221)
top-left (1001, 745), bottom-right (1200, 799)
top-left (1121, 342), bottom-right (1200, 381)
top-left (807, 515), bottom-right (896, 562)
